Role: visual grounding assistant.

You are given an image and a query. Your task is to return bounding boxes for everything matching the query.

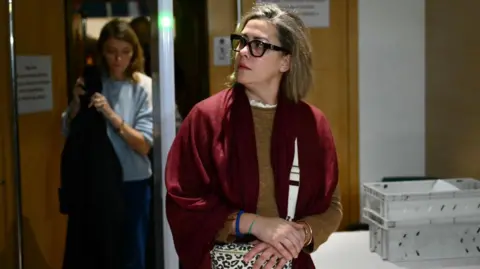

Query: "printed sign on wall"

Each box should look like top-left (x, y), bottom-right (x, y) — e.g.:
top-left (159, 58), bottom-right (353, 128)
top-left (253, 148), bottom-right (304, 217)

top-left (16, 55), bottom-right (53, 114)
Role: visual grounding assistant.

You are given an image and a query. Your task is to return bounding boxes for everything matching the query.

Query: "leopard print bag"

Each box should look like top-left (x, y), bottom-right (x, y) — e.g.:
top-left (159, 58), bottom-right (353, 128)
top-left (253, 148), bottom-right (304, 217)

top-left (210, 243), bottom-right (293, 268)
top-left (210, 139), bottom-right (300, 269)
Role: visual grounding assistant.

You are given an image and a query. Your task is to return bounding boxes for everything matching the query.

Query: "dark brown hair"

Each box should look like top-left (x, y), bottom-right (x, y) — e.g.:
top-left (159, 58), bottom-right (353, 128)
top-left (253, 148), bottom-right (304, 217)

top-left (97, 18), bottom-right (144, 82)
top-left (227, 3), bottom-right (313, 102)
top-left (129, 16), bottom-right (151, 45)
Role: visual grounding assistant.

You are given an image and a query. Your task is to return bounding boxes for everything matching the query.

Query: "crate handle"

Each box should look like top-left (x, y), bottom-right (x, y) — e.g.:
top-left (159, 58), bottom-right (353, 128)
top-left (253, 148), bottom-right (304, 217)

top-left (363, 213), bottom-right (387, 230)
top-left (363, 207), bottom-right (383, 219)
top-left (363, 208), bottom-right (390, 229)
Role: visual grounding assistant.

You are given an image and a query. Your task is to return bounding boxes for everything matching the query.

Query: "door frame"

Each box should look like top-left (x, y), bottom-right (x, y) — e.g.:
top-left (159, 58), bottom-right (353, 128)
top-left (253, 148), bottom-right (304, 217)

top-left (346, 0), bottom-right (360, 226)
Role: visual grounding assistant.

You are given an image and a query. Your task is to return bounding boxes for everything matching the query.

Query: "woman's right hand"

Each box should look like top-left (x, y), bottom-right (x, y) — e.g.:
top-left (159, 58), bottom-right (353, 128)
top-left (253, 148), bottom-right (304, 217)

top-left (251, 216), bottom-right (305, 260)
top-left (68, 78), bottom-right (86, 119)
top-left (244, 240), bottom-right (289, 269)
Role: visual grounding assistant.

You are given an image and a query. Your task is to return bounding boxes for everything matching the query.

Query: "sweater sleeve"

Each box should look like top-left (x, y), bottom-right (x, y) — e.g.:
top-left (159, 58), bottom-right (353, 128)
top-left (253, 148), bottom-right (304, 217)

top-left (299, 185), bottom-right (343, 253)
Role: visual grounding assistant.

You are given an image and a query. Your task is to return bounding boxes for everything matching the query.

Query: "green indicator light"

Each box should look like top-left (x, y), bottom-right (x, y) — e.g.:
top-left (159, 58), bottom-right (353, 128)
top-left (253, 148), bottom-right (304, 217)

top-left (161, 16), bottom-right (172, 27)
top-left (158, 13), bottom-right (174, 29)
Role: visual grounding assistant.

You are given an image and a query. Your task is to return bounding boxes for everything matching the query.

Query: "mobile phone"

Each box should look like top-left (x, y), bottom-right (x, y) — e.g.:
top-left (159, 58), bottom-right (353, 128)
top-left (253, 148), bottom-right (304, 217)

top-left (79, 65), bottom-right (102, 109)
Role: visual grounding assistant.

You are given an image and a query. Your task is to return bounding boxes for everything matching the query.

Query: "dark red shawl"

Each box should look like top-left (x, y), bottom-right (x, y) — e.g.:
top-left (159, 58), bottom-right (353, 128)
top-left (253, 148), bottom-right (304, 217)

top-left (165, 86), bottom-right (338, 269)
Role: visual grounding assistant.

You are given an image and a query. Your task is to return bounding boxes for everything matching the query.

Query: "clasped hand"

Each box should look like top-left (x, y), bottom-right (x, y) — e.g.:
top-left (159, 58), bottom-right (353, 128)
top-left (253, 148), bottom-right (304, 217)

top-left (89, 92), bottom-right (113, 117)
top-left (70, 78), bottom-right (114, 119)
top-left (244, 217), bottom-right (305, 269)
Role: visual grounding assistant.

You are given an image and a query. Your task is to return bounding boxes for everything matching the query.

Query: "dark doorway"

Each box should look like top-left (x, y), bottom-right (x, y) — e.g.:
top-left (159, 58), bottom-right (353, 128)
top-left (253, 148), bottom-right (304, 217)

top-left (62, 1), bottom-right (210, 269)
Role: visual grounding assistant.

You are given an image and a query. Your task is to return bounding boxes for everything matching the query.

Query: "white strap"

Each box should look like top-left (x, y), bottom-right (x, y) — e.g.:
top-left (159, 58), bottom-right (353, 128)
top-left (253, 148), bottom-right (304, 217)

top-left (286, 139), bottom-right (299, 221)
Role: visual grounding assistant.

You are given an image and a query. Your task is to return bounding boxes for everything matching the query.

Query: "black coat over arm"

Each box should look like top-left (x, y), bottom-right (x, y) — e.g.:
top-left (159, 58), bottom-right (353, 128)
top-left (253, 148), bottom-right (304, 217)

top-left (60, 66), bottom-right (125, 269)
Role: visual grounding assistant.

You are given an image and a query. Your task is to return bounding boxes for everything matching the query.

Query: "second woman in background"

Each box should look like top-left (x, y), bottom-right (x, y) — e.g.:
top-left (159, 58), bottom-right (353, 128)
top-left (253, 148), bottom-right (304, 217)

top-left (61, 19), bottom-right (153, 269)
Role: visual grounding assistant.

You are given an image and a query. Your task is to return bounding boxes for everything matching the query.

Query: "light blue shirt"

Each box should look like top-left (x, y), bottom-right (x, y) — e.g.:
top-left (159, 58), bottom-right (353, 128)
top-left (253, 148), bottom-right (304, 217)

top-left (62, 73), bottom-right (154, 181)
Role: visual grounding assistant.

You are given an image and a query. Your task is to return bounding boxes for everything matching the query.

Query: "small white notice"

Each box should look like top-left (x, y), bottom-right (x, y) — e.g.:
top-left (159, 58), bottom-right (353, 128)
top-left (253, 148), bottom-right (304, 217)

top-left (16, 55), bottom-right (53, 114)
top-left (256, 0), bottom-right (330, 28)
top-left (213, 36), bottom-right (231, 66)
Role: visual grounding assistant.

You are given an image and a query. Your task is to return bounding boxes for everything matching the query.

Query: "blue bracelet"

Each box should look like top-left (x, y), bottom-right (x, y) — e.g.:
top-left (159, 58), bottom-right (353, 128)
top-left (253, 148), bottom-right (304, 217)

top-left (235, 210), bottom-right (245, 238)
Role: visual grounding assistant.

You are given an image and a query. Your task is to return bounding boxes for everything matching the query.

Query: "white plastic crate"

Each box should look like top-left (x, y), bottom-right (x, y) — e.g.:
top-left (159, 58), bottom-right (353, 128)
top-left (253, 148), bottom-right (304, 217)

top-left (365, 209), bottom-right (480, 263)
top-left (363, 178), bottom-right (480, 223)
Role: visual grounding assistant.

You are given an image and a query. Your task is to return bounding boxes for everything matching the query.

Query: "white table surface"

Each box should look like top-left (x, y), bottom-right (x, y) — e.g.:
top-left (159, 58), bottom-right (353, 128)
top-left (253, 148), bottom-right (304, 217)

top-left (311, 231), bottom-right (480, 269)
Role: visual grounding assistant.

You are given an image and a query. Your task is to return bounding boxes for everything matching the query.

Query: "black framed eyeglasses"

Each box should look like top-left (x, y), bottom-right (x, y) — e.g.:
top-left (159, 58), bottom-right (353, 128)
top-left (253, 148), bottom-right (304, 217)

top-left (230, 34), bottom-right (290, 57)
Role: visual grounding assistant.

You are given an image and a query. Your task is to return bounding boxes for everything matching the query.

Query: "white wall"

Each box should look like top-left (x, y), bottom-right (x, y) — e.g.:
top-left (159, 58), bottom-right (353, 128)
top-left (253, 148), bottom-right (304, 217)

top-left (85, 17), bottom-right (176, 39)
top-left (358, 0), bottom-right (425, 209)
top-left (85, 17), bottom-right (134, 38)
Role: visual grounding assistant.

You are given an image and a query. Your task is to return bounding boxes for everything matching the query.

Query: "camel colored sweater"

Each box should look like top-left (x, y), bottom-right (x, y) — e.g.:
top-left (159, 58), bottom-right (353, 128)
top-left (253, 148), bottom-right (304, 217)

top-left (216, 106), bottom-right (343, 252)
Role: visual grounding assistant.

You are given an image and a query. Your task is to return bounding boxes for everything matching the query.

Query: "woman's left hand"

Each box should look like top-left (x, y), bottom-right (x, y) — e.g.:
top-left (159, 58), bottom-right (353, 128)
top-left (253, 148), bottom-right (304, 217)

top-left (244, 240), bottom-right (290, 269)
top-left (89, 93), bottom-right (114, 117)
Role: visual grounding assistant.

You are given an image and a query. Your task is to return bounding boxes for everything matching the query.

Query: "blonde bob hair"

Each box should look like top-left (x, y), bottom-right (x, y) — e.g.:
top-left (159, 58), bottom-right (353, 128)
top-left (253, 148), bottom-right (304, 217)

top-left (227, 3), bottom-right (313, 103)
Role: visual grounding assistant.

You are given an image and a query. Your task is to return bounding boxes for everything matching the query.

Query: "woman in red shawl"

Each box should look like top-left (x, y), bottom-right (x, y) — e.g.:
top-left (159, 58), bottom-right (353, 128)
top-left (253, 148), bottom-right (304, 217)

top-left (165, 3), bottom-right (343, 269)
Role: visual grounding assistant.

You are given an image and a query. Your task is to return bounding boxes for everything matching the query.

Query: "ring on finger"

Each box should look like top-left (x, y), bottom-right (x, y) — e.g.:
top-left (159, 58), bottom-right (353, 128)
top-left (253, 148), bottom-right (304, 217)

top-left (264, 257), bottom-right (277, 269)
top-left (258, 252), bottom-right (272, 264)
top-left (269, 254), bottom-right (278, 263)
